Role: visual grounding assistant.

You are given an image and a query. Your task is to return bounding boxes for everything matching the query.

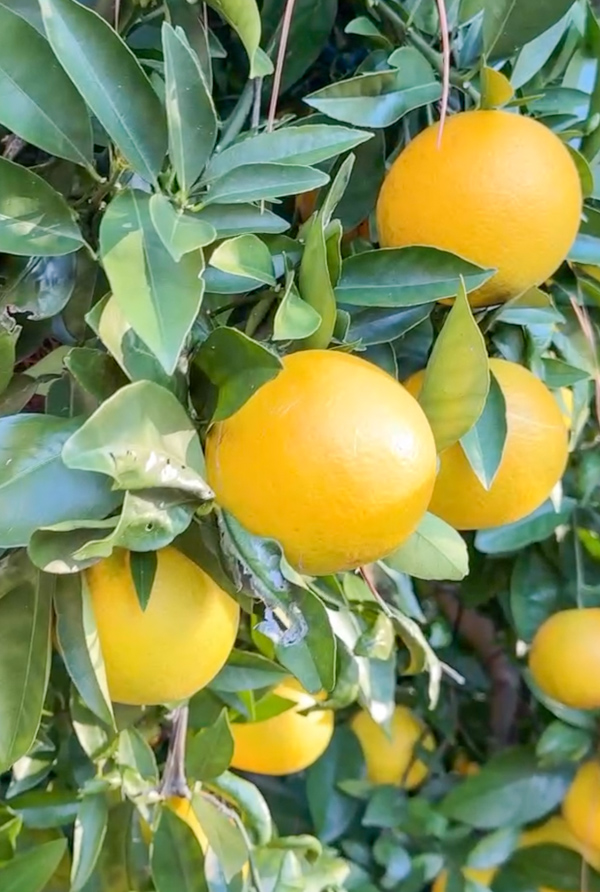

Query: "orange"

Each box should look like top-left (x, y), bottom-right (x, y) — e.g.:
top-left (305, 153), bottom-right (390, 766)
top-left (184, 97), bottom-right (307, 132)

top-left (432, 866), bottom-right (495, 892)
top-left (376, 110), bottom-right (582, 307)
top-left (564, 761), bottom-right (600, 851)
top-left (351, 705), bottom-right (435, 789)
top-left (206, 349), bottom-right (436, 575)
top-left (404, 359), bottom-right (568, 530)
top-left (230, 679), bottom-right (334, 775)
top-left (86, 547), bottom-right (239, 705)
top-left (529, 609), bottom-right (600, 709)
top-left (453, 752), bottom-right (480, 776)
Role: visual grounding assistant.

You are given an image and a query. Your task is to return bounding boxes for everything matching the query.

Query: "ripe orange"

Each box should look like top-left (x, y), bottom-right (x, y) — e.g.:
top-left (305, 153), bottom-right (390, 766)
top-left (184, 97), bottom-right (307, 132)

top-left (206, 349), bottom-right (436, 575)
top-left (86, 547), bottom-right (239, 705)
top-left (376, 110), bottom-right (582, 307)
top-left (351, 705), bottom-right (435, 789)
top-left (230, 678), bottom-right (334, 775)
top-left (404, 359), bottom-right (568, 530)
top-left (529, 609), bottom-right (600, 709)
top-left (563, 761), bottom-right (600, 851)
top-left (453, 752), bottom-right (480, 776)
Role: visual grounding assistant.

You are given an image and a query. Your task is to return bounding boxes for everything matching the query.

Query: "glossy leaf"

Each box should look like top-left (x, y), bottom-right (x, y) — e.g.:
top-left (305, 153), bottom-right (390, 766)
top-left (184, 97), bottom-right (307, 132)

top-left (151, 806), bottom-right (208, 892)
top-left (39, 0), bottom-right (167, 181)
top-left (0, 415), bottom-right (120, 548)
top-left (130, 551), bottom-right (158, 612)
top-left (187, 709), bottom-right (234, 780)
top-left (273, 275), bottom-right (322, 341)
top-left (510, 549), bottom-right (561, 643)
top-left (212, 650), bottom-right (288, 692)
top-left (275, 587), bottom-right (337, 694)
top-left (335, 248), bottom-right (493, 306)
top-left (460, 371), bottom-right (508, 490)
top-left (480, 66), bottom-right (514, 108)
top-left (305, 51), bottom-right (442, 127)
top-left (345, 303), bottom-right (431, 346)
top-left (203, 124), bottom-right (372, 182)
top-left (0, 5), bottom-right (92, 166)
top-left (149, 194), bottom-right (216, 262)
top-left (0, 839), bottom-right (67, 892)
top-left (163, 23), bottom-right (217, 194)
top-left (202, 163), bottom-right (329, 205)
top-left (65, 347), bottom-right (129, 403)
top-left (484, 0), bottom-right (576, 61)
top-left (0, 569), bottom-right (53, 773)
top-left (100, 190), bottom-right (205, 374)
top-left (205, 0), bottom-right (265, 78)
top-left (0, 157), bottom-right (82, 256)
top-left (475, 498), bottom-right (576, 554)
top-left (195, 203), bottom-right (289, 237)
top-left (193, 327), bottom-right (282, 421)
top-left (298, 214), bottom-right (339, 350)
top-left (191, 793), bottom-right (248, 881)
top-left (384, 513), bottom-right (469, 581)
top-left (62, 380), bottom-right (213, 502)
top-left (210, 235), bottom-right (275, 286)
top-left (71, 795), bottom-right (108, 892)
top-left (418, 283), bottom-right (489, 452)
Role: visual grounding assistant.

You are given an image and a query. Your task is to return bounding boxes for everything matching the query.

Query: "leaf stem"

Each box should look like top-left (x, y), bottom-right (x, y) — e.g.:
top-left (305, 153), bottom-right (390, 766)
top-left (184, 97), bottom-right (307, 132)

top-left (216, 82), bottom-right (256, 153)
top-left (160, 704), bottom-right (190, 798)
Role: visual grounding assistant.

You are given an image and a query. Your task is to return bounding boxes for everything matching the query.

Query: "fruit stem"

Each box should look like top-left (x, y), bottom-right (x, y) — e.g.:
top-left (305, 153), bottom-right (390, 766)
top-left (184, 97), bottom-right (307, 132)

top-left (160, 704), bottom-right (190, 798)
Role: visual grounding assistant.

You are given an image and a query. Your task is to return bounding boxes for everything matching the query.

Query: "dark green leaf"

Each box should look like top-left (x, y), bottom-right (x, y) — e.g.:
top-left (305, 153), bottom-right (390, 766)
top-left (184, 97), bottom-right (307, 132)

top-left (497, 844), bottom-right (600, 892)
top-left (39, 0), bottom-right (166, 181)
top-left (510, 550), bottom-right (560, 642)
top-left (335, 248), bottom-right (493, 306)
top-left (28, 519), bottom-right (118, 575)
top-left (475, 498), bottom-right (576, 554)
top-left (193, 327), bottom-right (282, 422)
top-left (195, 203), bottom-right (289, 237)
top-left (306, 726), bottom-right (363, 844)
top-left (536, 720), bottom-right (592, 766)
top-left (130, 550), bottom-right (158, 612)
top-left (151, 806), bottom-right (208, 892)
top-left (275, 587), bottom-right (337, 694)
top-left (262, 0), bottom-right (337, 92)
top-left (163, 23), bottom-right (217, 194)
top-left (0, 5), bottom-right (92, 166)
top-left (100, 190), bottom-right (204, 375)
top-left (484, 0), bottom-right (576, 60)
top-left (511, 13), bottom-right (571, 89)
top-left (212, 650), bottom-right (288, 692)
top-left (0, 157), bottom-right (83, 256)
top-left (71, 795), bottom-right (109, 892)
top-left (0, 839), bottom-right (67, 892)
top-left (460, 371), bottom-right (508, 490)
top-left (9, 791), bottom-right (79, 829)
top-left (305, 51), bottom-right (442, 127)
top-left (65, 347), bottom-right (128, 403)
top-left (201, 163), bottom-right (329, 205)
top-left (384, 512), bottom-right (469, 581)
top-left (187, 709), bottom-right (234, 780)
top-left (345, 304), bottom-right (431, 347)
top-left (205, 0), bottom-right (266, 78)
top-left (149, 194), bottom-right (216, 262)
top-left (297, 213), bottom-right (338, 349)
top-left (0, 569), bottom-right (52, 773)
top-left (0, 415), bottom-right (119, 548)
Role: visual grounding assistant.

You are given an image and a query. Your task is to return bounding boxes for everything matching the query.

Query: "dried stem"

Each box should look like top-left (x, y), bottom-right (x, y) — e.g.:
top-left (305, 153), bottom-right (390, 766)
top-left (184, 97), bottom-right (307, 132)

top-left (160, 704), bottom-right (190, 798)
top-left (434, 0), bottom-right (450, 147)
top-left (266, 0), bottom-right (298, 132)
top-left (2, 135), bottom-right (26, 161)
top-left (569, 294), bottom-right (600, 425)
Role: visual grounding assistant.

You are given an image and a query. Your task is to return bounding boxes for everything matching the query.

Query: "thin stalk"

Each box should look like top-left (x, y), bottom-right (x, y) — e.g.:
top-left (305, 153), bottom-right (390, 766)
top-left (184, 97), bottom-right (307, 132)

top-left (266, 0), bottom-right (298, 131)
top-left (160, 704), bottom-right (190, 798)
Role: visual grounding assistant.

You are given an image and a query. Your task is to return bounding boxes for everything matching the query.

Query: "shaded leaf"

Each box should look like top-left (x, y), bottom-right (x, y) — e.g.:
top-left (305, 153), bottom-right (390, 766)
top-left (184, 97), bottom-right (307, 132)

top-left (187, 709), bottom-right (234, 781)
top-left (306, 726), bottom-right (363, 844)
top-left (201, 163), bottom-right (329, 205)
top-left (212, 650), bottom-right (288, 692)
top-left (384, 512), bottom-right (469, 581)
top-left (65, 347), bottom-right (128, 403)
top-left (484, 0), bottom-right (576, 61)
top-left (205, 0), bottom-right (265, 78)
top-left (0, 839), bottom-right (67, 892)
top-left (151, 806), bottom-right (208, 892)
top-left (460, 371), bottom-right (508, 490)
top-left (71, 795), bottom-right (108, 892)
top-left (275, 587), bottom-right (337, 694)
top-left (130, 550), bottom-right (158, 612)
top-left (345, 303), bottom-right (432, 347)
top-left (510, 550), bottom-right (560, 642)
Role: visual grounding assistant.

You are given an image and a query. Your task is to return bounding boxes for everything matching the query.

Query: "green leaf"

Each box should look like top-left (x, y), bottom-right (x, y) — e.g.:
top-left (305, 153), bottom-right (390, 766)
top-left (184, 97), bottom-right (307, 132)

top-left (305, 52), bottom-right (442, 127)
top-left (202, 163), bottom-right (329, 205)
top-left (460, 371), bottom-right (508, 490)
top-left (567, 145), bottom-right (594, 199)
top-left (117, 726), bottom-right (159, 783)
top-left (149, 194), bottom-right (216, 262)
top-left (480, 66), bottom-right (514, 108)
top-left (384, 512), bottom-right (469, 582)
top-left (297, 213), bottom-right (338, 350)
top-left (0, 321), bottom-right (19, 398)
top-left (54, 573), bottom-right (115, 727)
top-left (475, 498), bottom-right (576, 554)
top-left (510, 550), bottom-right (560, 642)
top-left (0, 157), bottom-right (83, 256)
top-left (540, 357), bottom-right (590, 387)
top-left (64, 347), bottom-right (128, 404)
top-left (193, 327), bottom-right (282, 422)
top-left (467, 826), bottom-right (520, 870)
top-left (205, 0), bottom-right (264, 77)
top-left (71, 795), bottom-right (108, 892)
top-left (191, 793), bottom-right (248, 881)
top-left (195, 203), bottom-right (289, 237)
top-left (210, 235), bottom-right (275, 286)
top-left (163, 23), bottom-right (217, 194)
top-left (418, 282), bottom-right (489, 452)
top-left (39, 0), bottom-right (166, 182)
top-left (385, 603), bottom-right (441, 708)
top-left (203, 124), bottom-right (372, 182)
top-left (8, 791), bottom-right (79, 829)
top-left (511, 13), bottom-right (571, 89)
top-left (151, 805), bottom-right (208, 892)
top-left (0, 5), bottom-right (92, 166)
top-left (0, 415), bottom-right (120, 549)
top-left (130, 551), bottom-right (158, 612)
top-left (442, 747), bottom-right (572, 829)
top-left (212, 650), bottom-right (288, 692)
top-left (62, 380), bottom-right (213, 502)
top-left (0, 569), bottom-right (52, 773)
top-left (536, 721), bottom-right (592, 766)
top-left (497, 844), bottom-right (600, 892)
top-left (335, 247), bottom-right (493, 306)
top-left (262, 0), bottom-right (337, 93)
top-left (483, 0), bottom-right (576, 61)
top-left (100, 190), bottom-right (205, 375)
top-left (187, 708), bottom-right (234, 781)
top-left (0, 839), bottom-right (68, 892)
top-left (345, 304), bottom-right (431, 347)
top-left (275, 588), bottom-right (337, 694)
top-left (306, 726), bottom-right (363, 844)
top-left (0, 0), bottom-right (44, 33)
top-left (273, 275), bottom-right (322, 341)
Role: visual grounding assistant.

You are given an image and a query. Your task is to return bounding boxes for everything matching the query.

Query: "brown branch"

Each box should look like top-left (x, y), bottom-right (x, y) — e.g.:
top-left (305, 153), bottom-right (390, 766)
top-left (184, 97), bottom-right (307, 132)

top-left (432, 584), bottom-right (520, 751)
top-left (160, 704), bottom-right (190, 798)
top-left (266, 0), bottom-right (298, 132)
top-left (2, 135), bottom-right (26, 161)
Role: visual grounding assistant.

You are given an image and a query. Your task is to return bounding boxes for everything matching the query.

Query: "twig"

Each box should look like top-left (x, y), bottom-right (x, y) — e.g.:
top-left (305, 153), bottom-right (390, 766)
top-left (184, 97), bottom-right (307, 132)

top-left (434, 0), bottom-right (450, 147)
top-left (160, 705), bottom-right (190, 798)
top-left (251, 77), bottom-right (264, 132)
top-left (2, 135), bottom-right (26, 161)
top-left (432, 584), bottom-right (520, 751)
top-left (266, 0), bottom-right (298, 132)
top-left (569, 294), bottom-right (600, 425)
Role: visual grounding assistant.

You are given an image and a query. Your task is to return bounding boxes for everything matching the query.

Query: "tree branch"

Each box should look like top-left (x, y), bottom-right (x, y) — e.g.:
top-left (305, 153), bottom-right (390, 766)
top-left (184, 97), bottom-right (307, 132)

top-left (160, 704), bottom-right (190, 798)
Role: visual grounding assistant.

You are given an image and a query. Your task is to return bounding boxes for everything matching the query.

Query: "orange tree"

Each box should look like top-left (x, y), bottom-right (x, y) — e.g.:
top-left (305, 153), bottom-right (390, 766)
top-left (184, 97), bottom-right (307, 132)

top-left (1, 0), bottom-right (600, 890)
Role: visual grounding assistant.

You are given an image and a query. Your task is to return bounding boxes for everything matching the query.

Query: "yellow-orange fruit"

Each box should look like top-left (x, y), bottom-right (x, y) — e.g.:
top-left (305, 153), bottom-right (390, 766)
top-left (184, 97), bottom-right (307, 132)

top-left (230, 679), bottom-right (334, 776)
top-left (564, 761), bottom-right (600, 851)
top-left (86, 547), bottom-right (239, 705)
top-left (529, 609), bottom-right (600, 710)
top-left (377, 110), bottom-right (582, 307)
top-left (351, 705), bottom-right (435, 789)
top-left (206, 349), bottom-right (436, 575)
top-left (404, 359), bottom-right (568, 530)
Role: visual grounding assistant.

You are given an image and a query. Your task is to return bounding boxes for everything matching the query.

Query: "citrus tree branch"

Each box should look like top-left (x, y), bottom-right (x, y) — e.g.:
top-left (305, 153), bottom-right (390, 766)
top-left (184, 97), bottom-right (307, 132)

top-left (160, 704), bottom-right (190, 798)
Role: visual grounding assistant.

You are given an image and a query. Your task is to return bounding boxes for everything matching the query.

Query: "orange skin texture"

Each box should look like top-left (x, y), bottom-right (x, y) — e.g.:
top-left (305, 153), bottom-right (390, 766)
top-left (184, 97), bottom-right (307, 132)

top-left (376, 110), bottom-right (582, 307)
top-left (564, 761), bottom-right (600, 852)
top-left (404, 359), bottom-right (569, 530)
top-left (206, 349), bottom-right (437, 575)
top-left (351, 705), bottom-right (435, 790)
top-left (86, 547), bottom-right (239, 706)
top-left (230, 679), bottom-right (334, 776)
top-left (529, 609), bottom-right (600, 710)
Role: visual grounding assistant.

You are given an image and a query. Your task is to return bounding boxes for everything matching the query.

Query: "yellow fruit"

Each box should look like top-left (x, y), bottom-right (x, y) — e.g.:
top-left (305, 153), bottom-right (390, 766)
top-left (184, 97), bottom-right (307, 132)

top-left (86, 547), bottom-right (239, 705)
top-left (168, 797), bottom-right (249, 881)
top-left (564, 762), bottom-right (600, 851)
top-left (404, 359), bottom-right (568, 530)
top-left (206, 349), bottom-right (436, 576)
top-left (529, 609), bottom-right (600, 710)
top-left (453, 752), bottom-right (480, 776)
top-left (351, 705), bottom-right (435, 789)
top-left (230, 679), bottom-right (334, 776)
top-left (521, 815), bottom-right (600, 874)
top-left (432, 866), bottom-right (495, 892)
top-left (556, 388), bottom-right (574, 430)
top-left (376, 110), bottom-right (582, 307)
